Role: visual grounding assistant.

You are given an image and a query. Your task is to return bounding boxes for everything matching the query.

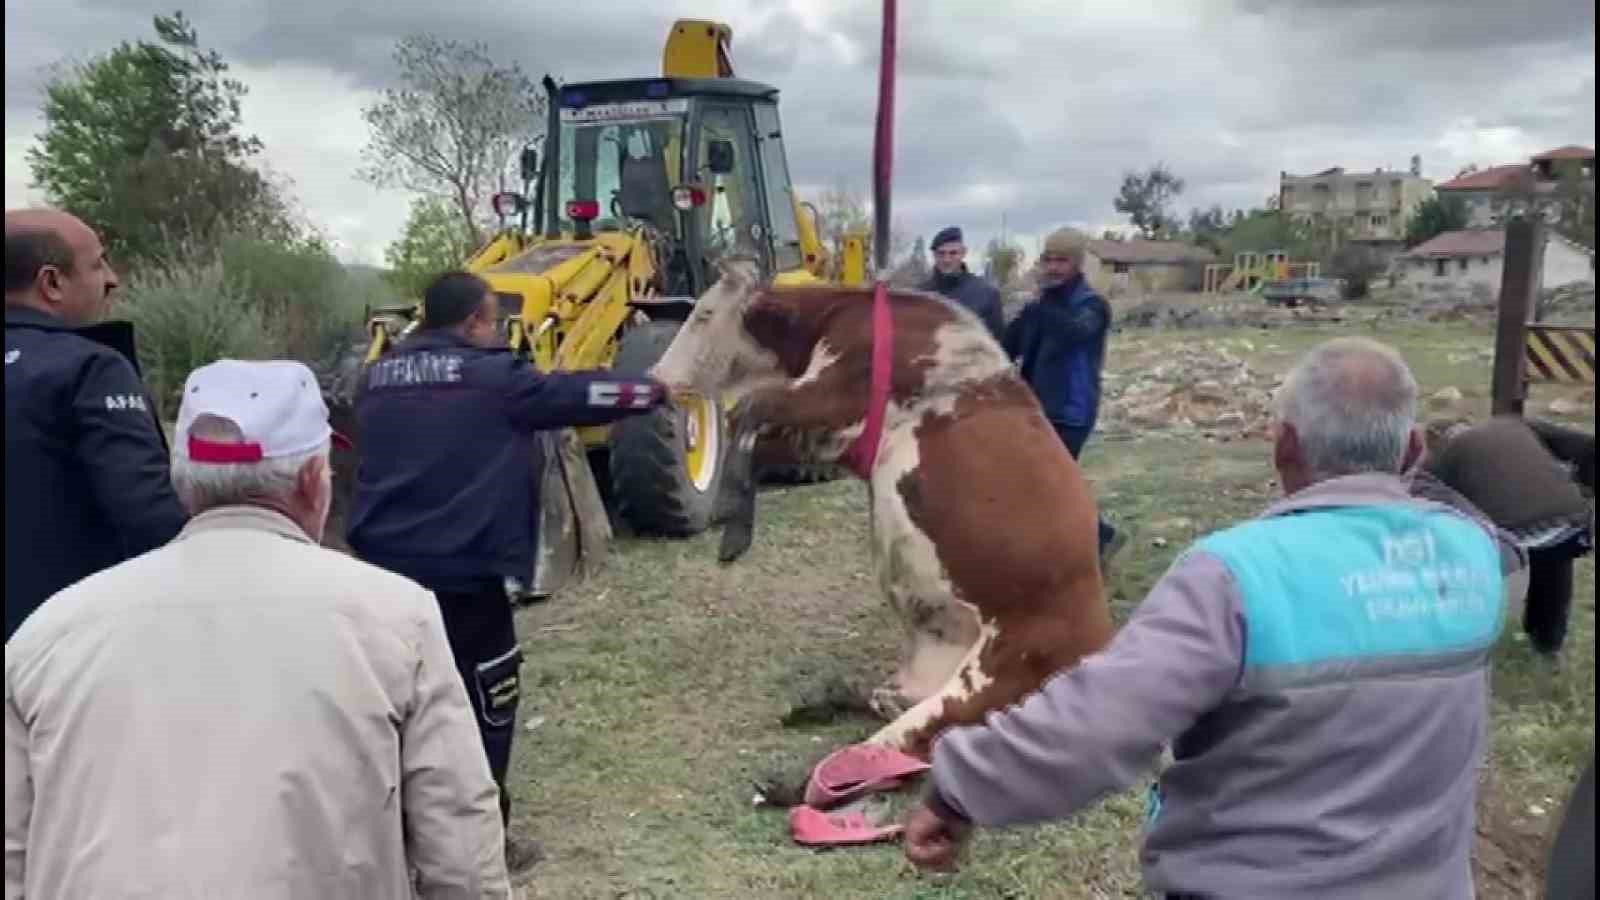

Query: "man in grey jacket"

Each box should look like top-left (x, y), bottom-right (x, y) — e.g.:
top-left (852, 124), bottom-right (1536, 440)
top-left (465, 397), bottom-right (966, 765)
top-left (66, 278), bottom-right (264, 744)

top-left (903, 337), bottom-right (1523, 898)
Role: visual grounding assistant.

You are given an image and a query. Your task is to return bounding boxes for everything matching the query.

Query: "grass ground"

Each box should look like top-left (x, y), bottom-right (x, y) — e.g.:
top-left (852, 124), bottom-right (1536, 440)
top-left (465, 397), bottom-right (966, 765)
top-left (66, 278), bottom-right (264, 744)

top-left (503, 315), bottom-right (1594, 899)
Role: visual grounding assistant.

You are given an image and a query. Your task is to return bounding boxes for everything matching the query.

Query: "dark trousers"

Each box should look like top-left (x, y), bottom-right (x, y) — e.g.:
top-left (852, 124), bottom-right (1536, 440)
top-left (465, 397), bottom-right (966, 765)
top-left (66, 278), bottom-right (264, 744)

top-left (1525, 537), bottom-right (1587, 654)
top-left (435, 583), bottom-right (523, 830)
top-left (1055, 423), bottom-right (1116, 552)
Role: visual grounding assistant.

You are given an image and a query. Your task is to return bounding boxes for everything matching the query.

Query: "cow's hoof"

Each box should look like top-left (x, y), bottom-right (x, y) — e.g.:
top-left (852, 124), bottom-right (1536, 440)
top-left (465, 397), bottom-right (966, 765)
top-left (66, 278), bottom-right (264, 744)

top-left (868, 685), bottom-right (912, 722)
top-left (718, 522), bottom-right (754, 563)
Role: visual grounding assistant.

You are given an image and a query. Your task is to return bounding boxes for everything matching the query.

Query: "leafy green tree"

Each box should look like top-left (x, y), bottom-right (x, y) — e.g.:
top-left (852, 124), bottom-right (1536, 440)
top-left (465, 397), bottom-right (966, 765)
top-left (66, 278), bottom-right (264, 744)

top-left (26, 12), bottom-right (292, 269)
top-left (1221, 208), bottom-right (1319, 261)
top-left (1185, 204), bottom-right (1229, 253)
top-left (383, 196), bottom-right (477, 298)
top-left (1114, 164), bottom-right (1186, 239)
top-left (1404, 195), bottom-right (1471, 247)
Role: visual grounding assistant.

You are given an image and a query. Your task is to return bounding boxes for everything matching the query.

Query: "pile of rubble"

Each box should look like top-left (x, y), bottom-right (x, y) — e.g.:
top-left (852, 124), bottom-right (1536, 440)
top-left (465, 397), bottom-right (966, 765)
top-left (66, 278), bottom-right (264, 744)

top-left (1101, 341), bottom-right (1282, 441)
top-left (1541, 281), bottom-right (1596, 319)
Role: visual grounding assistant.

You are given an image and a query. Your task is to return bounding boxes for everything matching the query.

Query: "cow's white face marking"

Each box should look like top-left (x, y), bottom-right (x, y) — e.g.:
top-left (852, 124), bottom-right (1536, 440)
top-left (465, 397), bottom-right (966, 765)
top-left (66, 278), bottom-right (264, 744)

top-left (649, 259), bottom-right (777, 396)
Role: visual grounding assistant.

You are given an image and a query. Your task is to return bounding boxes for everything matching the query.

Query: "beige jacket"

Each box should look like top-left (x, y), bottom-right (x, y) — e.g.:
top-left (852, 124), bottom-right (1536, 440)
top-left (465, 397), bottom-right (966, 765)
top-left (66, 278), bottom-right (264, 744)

top-left (5, 506), bottom-right (511, 900)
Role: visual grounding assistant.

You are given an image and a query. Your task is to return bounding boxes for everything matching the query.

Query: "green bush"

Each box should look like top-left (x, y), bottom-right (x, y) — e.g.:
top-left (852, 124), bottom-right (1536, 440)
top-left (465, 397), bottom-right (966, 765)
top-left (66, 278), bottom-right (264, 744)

top-left (120, 233), bottom-right (380, 419)
top-left (216, 233), bottom-right (364, 366)
top-left (120, 250), bottom-right (280, 419)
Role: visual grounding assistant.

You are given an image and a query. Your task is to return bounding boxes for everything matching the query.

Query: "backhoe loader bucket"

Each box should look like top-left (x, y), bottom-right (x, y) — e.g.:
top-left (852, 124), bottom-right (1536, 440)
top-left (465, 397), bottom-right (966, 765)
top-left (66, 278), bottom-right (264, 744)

top-left (528, 428), bottom-right (612, 599)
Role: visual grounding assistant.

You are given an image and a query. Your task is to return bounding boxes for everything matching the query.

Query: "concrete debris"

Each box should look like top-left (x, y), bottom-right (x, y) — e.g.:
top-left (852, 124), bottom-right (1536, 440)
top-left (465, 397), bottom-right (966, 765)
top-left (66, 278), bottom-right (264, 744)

top-left (1548, 394), bottom-right (1592, 416)
top-left (1427, 387), bottom-right (1466, 410)
top-left (1541, 281), bottom-right (1596, 317)
top-left (1115, 297), bottom-right (1348, 332)
top-left (1101, 343), bottom-right (1282, 440)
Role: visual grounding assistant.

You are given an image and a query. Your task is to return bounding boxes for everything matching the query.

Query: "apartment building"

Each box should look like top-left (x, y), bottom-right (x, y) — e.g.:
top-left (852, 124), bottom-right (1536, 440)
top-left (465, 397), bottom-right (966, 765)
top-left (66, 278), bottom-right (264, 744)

top-left (1278, 163), bottom-right (1435, 243)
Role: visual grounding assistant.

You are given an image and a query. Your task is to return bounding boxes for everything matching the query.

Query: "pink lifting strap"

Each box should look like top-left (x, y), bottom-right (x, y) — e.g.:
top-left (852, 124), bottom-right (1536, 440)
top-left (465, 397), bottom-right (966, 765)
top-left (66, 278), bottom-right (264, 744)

top-left (840, 281), bottom-right (894, 479)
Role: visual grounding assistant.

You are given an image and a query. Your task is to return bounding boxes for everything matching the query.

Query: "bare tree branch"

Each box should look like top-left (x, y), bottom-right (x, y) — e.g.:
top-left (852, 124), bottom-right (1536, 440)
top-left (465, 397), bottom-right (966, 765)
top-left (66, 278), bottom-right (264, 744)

top-left (358, 35), bottom-right (543, 245)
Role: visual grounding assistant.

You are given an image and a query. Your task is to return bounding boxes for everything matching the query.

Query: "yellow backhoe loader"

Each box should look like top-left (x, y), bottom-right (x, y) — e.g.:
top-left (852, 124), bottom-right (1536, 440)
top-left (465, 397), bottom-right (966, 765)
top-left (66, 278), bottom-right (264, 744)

top-left (326, 19), bottom-right (868, 597)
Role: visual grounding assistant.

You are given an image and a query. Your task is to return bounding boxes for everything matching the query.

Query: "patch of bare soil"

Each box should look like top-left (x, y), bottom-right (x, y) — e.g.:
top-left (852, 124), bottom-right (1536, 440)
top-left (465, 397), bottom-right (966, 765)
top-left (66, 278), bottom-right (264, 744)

top-left (1474, 770), bottom-right (1554, 898)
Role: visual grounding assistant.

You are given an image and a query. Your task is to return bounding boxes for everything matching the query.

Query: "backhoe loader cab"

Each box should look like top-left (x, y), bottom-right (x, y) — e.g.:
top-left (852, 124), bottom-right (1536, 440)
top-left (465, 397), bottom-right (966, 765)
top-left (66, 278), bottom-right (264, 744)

top-left (538, 77), bottom-right (807, 295)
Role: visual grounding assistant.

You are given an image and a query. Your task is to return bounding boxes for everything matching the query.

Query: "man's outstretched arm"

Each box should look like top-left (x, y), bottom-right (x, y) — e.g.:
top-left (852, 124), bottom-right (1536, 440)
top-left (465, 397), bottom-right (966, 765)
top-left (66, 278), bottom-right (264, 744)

top-left (924, 550), bottom-right (1246, 828)
top-left (501, 358), bottom-right (669, 433)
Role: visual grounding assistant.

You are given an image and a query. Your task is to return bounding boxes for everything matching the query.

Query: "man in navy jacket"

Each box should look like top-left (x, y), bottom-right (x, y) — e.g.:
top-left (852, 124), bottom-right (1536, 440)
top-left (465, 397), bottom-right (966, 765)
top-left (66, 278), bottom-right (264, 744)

top-left (347, 270), bottom-right (669, 871)
top-left (5, 208), bottom-right (187, 639)
top-left (922, 226), bottom-right (1006, 344)
top-left (1003, 227), bottom-right (1120, 561)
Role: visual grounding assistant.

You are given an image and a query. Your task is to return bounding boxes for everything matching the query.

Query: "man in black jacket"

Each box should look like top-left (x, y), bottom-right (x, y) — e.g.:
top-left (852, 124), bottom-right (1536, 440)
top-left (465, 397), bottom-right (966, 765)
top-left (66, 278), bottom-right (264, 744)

top-left (347, 270), bottom-right (670, 871)
top-left (923, 226), bottom-right (1006, 344)
top-left (5, 208), bottom-right (187, 639)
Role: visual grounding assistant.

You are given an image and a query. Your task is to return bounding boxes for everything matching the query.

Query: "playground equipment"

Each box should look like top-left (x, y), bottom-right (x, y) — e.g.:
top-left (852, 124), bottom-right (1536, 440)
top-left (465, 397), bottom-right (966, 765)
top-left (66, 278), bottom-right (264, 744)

top-left (1203, 250), bottom-right (1321, 294)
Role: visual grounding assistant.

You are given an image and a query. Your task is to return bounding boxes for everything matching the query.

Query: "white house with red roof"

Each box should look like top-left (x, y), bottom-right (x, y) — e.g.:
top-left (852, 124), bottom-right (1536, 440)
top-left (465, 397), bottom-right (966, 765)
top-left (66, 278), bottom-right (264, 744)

top-left (1397, 228), bottom-right (1594, 298)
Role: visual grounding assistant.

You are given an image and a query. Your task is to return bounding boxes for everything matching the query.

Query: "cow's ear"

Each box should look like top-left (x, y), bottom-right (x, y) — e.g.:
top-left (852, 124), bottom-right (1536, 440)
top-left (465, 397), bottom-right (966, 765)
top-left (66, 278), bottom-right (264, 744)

top-left (718, 255), bottom-right (761, 292)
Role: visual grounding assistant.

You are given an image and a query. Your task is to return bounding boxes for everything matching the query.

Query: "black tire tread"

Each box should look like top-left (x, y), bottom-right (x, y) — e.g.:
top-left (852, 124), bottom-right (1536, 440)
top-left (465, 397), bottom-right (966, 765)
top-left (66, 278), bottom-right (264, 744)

top-left (607, 320), bottom-right (722, 536)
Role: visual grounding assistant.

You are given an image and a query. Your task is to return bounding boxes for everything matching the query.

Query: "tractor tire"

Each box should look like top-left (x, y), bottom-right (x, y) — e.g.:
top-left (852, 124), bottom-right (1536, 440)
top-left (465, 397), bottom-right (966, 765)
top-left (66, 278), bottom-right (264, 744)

top-left (607, 320), bottom-right (728, 536)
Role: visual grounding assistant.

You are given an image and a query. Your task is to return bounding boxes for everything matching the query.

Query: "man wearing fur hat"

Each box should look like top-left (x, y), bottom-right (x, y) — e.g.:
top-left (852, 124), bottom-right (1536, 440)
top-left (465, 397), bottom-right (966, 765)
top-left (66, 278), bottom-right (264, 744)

top-left (922, 226), bottom-right (1005, 343)
top-left (1004, 226), bottom-right (1121, 562)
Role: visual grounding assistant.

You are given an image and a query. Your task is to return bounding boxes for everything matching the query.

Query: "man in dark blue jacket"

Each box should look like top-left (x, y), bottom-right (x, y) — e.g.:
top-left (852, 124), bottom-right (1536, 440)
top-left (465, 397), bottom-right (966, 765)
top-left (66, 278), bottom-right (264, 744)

top-left (923, 226), bottom-right (1006, 344)
top-left (5, 208), bottom-right (188, 639)
top-left (347, 270), bottom-right (668, 871)
top-left (1003, 227), bottom-right (1121, 562)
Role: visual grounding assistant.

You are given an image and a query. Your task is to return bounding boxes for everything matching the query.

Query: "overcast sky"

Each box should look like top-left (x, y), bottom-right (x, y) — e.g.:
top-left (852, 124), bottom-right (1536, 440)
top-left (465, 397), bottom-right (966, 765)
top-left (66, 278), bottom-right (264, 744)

top-left (5, 0), bottom-right (1595, 266)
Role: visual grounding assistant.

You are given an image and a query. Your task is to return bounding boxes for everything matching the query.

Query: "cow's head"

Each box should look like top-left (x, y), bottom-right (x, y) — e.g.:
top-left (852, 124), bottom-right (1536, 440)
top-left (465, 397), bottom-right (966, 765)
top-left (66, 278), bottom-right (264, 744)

top-left (650, 258), bottom-right (772, 396)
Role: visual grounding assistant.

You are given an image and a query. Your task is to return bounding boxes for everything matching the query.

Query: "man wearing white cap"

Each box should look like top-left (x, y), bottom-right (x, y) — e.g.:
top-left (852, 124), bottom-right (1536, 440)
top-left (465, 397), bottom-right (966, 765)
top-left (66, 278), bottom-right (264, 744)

top-left (5, 359), bottom-right (512, 899)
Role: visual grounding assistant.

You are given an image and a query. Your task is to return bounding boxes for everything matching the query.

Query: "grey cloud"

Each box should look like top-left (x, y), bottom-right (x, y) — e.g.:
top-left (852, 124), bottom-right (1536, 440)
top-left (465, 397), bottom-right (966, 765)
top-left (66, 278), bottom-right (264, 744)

top-left (1236, 0), bottom-right (1596, 53)
top-left (8, 0), bottom-right (1595, 264)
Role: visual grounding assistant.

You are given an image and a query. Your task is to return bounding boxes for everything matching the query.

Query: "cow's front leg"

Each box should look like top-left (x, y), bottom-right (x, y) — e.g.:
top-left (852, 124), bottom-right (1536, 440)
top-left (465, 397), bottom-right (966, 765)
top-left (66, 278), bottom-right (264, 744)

top-left (716, 415), bottom-right (762, 563)
top-left (865, 622), bottom-right (998, 761)
top-left (738, 370), bottom-right (868, 434)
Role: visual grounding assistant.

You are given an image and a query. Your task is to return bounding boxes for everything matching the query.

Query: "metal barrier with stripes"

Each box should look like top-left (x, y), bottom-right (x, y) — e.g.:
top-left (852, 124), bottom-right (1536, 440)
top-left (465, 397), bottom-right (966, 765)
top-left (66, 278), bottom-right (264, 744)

top-left (1490, 218), bottom-right (1597, 416)
top-left (1525, 324), bottom-right (1597, 384)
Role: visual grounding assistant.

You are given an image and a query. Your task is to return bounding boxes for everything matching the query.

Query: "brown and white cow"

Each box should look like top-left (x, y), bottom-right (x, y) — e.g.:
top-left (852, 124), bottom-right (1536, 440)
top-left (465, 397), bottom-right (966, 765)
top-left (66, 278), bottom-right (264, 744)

top-left (651, 260), bottom-right (1114, 760)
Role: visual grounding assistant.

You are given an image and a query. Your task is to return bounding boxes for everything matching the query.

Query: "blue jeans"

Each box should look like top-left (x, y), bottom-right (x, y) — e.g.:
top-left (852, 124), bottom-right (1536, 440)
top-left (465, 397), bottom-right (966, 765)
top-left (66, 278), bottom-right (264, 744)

top-left (1054, 424), bottom-right (1116, 552)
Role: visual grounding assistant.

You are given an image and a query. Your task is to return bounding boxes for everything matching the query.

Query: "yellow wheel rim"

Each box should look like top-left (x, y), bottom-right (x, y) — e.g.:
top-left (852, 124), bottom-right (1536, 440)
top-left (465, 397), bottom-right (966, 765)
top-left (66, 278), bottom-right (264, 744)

top-left (680, 392), bottom-right (720, 492)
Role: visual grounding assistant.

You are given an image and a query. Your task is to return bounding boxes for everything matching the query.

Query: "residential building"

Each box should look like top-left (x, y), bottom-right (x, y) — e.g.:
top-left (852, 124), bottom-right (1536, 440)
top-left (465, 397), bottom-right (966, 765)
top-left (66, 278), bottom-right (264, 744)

top-left (1532, 145), bottom-right (1596, 184)
top-left (1395, 229), bottom-right (1593, 299)
top-left (1278, 164), bottom-right (1434, 243)
top-left (1082, 239), bottom-right (1217, 296)
top-left (1433, 165), bottom-right (1528, 228)
top-left (1435, 146), bottom-right (1595, 229)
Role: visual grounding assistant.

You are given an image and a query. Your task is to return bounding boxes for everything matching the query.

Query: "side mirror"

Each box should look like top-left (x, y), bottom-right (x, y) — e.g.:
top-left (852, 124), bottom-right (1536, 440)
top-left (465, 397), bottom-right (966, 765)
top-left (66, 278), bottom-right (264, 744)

top-left (491, 191), bottom-right (528, 220)
top-left (519, 146), bottom-right (540, 184)
top-left (707, 139), bottom-right (735, 175)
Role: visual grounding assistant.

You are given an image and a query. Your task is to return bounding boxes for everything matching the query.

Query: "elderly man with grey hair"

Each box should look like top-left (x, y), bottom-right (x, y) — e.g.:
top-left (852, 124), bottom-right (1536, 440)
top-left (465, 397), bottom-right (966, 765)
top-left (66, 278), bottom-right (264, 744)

top-left (905, 337), bottom-right (1525, 898)
top-left (5, 359), bottom-right (512, 899)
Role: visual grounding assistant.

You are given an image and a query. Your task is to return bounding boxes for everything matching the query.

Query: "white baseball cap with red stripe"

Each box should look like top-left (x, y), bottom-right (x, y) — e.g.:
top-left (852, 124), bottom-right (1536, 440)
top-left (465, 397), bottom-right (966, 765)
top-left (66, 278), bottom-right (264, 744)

top-left (175, 359), bottom-right (351, 464)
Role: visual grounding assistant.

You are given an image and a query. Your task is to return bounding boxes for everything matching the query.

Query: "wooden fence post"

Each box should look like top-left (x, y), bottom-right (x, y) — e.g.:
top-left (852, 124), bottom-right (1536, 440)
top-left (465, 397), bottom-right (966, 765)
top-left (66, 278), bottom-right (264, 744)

top-left (1490, 217), bottom-right (1543, 416)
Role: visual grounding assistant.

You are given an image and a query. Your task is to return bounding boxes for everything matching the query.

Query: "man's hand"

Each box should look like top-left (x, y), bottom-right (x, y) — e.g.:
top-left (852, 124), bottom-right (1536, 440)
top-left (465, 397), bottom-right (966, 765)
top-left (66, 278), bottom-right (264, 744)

top-left (903, 802), bottom-right (972, 873)
top-left (648, 379), bottom-right (676, 408)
